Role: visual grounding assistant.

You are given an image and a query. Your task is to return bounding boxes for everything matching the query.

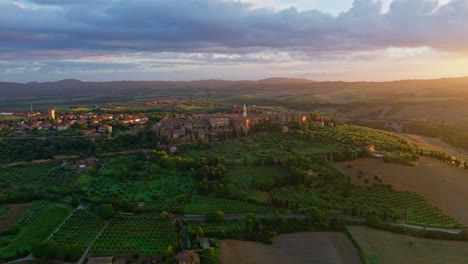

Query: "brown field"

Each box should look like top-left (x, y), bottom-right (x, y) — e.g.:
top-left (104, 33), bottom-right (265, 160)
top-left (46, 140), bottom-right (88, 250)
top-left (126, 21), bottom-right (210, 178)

top-left (221, 232), bottom-right (361, 264)
top-left (0, 203), bottom-right (29, 230)
top-left (348, 225), bottom-right (468, 264)
top-left (335, 157), bottom-right (468, 226)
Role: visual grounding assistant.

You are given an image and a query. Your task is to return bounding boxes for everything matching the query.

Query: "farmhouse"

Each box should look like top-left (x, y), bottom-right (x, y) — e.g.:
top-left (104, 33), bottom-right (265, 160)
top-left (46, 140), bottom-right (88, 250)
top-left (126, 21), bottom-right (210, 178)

top-left (99, 124), bottom-right (113, 133)
top-left (176, 250), bottom-right (200, 264)
top-left (373, 152), bottom-right (385, 158)
top-left (157, 144), bottom-right (178, 153)
top-left (56, 123), bottom-right (70, 131)
top-left (87, 257), bottom-right (113, 264)
top-left (366, 145), bottom-right (376, 153)
top-left (306, 170), bottom-right (320, 177)
top-left (85, 157), bottom-right (99, 164)
top-left (80, 129), bottom-right (96, 137)
top-left (76, 161), bottom-right (86, 169)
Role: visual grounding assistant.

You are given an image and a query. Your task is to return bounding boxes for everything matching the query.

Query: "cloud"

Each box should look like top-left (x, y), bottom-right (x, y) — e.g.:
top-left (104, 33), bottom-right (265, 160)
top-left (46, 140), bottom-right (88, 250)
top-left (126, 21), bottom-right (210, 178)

top-left (1, 0), bottom-right (467, 60)
top-left (0, 60), bottom-right (139, 75)
top-left (1, 0), bottom-right (468, 82)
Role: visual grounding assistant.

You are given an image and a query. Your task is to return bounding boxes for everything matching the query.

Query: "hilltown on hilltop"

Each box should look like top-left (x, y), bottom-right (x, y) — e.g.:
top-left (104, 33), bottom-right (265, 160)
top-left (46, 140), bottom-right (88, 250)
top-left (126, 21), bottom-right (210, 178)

top-left (0, 104), bottom-right (333, 143)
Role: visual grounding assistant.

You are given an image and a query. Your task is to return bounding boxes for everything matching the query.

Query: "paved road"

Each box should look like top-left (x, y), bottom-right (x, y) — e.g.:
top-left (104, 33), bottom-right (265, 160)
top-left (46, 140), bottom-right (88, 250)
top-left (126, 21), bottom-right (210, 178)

top-left (181, 224), bottom-right (187, 251)
top-left (179, 213), bottom-right (309, 221)
top-left (5, 253), bottom-right (35, 264)
top-left (76, 221), bottom-right (109, 264)
top-left (382, 221), bottom-right (462, 234)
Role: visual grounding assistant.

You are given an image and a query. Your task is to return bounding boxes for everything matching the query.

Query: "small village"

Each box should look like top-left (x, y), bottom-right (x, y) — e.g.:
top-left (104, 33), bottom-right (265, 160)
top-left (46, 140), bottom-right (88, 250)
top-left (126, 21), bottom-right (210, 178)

top-left (0, 108), bottom-right (147, 138)
top-left (0, 105), bottom-right (333, 143)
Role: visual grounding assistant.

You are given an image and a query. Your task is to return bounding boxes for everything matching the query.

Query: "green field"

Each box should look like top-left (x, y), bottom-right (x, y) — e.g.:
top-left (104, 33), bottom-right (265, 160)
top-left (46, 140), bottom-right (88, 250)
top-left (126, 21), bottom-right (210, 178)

top-left (49, 209), bottom-right (106, 247)
top-left (348, 225), bottom-right (468, 264)
top-left (184, 195), bottom-right (281, 215)
top-left (90, 218), bottom-right (177, 256)
top-left (225, 165), bottom-right (286, 190)
top-left (84, 156), bottom-right (197, 212)
top-left (270, 185), bottom-right (458, 228)
top-left (311, 126), bottom-right (416, 152)
top-left (0, 162), bottom-right (80, 193)
top-left (182, 131), bottom-right (349, 163)
top-left (17, 201), bottom-right (54, 227)
top-left (248, 131), bottom-right (348, 158)
top-left (0, 202), bottom-right (72, 260)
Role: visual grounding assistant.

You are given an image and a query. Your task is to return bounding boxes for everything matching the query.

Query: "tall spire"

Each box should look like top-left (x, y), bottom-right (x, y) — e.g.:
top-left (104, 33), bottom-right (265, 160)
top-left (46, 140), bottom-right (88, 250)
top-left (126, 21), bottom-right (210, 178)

top-left (243, 104), bottom-right (247, 117)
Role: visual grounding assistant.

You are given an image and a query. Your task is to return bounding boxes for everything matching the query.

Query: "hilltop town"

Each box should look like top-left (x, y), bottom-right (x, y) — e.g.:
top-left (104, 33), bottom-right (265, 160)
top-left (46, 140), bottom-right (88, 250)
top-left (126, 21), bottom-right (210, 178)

top-left (0, 104), bottom-right (333, 143)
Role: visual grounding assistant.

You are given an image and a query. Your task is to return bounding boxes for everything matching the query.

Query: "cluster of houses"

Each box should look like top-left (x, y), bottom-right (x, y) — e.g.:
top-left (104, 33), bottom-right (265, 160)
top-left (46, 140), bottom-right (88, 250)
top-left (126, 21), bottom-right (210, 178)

top-left (0, 110), bottom-right (148, 137)
top-left (52, 112), bottom-right (148, 130)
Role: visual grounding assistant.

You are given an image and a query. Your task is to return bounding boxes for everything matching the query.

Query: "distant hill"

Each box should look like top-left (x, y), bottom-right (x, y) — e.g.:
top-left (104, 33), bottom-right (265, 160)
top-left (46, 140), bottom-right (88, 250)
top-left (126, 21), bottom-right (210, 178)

top-left (1, 76), bottom-right (468, 110)
top-left (256, 78), bottom-right (315, 84)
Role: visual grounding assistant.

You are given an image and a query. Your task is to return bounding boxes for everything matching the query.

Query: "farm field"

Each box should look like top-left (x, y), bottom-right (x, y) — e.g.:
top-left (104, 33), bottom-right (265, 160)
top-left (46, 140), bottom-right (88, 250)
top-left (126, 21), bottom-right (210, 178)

top-left (0, 204), bottom-right (28, 231)
top-left (49, 209), bottom-right (106, 247)
top-left (184, 195), bottom-right (281, 214)
top-left (182, 131), bottom-right (348, 163)
top-left (335, 157), bottom-right (468, 226)
top-left (84, 155), bottom-right (197, 212)
top-left (248, 131), bottom-right (348, 157)
top-left (221, 232), bottom-right (361, 264)
top-left (270, 185), bottom-right (457, 228)
top-left (311, 126), bottom-right (416, 152)
top-left (0, 202), bottom-right (72, 260)
top-left (17, 201), bottom-right (53, 227)
top-left (85, 172), bottom-right (196, 212)
top-left (0, 162), bottom-right (80, 192)
top-left (90, 218), bottom-right (177, 256)
top-left (348, 225), bottom-right (468, 264)
top-left (225, 165), bottom-right (285, 190)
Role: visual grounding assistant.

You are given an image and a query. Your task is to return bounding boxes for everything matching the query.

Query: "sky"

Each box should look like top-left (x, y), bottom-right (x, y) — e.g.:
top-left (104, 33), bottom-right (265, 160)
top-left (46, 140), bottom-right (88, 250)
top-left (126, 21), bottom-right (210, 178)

top-left (1, 0), bottom-right (467, 82)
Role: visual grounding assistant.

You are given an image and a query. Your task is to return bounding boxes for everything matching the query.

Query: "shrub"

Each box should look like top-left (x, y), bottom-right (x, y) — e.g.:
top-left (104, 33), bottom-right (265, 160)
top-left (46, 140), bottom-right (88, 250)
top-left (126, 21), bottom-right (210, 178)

top-left (98, 204), bottom-right (114, 220)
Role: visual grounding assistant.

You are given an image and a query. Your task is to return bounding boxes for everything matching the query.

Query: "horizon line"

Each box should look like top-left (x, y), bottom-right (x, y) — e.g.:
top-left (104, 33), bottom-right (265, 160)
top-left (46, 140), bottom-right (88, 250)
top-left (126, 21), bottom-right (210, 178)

top-left (4, 75), bottom-right (468, 85)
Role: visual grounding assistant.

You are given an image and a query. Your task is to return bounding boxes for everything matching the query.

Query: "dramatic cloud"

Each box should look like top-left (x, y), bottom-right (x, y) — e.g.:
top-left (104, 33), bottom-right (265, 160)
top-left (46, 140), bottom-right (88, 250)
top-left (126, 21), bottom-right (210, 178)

top-left (2, 0), bottom-right (467, 55)
top-left (0, 0), bottom-right (467, 82)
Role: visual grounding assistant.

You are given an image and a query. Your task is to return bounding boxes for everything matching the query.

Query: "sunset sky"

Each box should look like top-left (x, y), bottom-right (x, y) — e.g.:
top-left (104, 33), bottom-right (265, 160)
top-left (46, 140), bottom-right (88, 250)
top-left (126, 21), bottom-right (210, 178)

top-left (1, 0), bottom-right (468, 82)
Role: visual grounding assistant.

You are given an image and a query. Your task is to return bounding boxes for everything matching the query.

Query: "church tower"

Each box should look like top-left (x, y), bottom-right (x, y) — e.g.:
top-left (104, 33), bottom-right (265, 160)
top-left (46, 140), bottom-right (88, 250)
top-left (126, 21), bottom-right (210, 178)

top-left (49, 108), bottom-right (56, 120)
top-left (242, 104), bottom-right (247, 117)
